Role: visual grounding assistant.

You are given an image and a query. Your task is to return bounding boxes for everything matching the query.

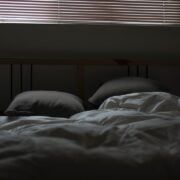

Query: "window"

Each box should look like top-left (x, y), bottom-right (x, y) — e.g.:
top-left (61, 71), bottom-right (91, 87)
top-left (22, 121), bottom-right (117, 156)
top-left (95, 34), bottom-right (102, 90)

top-left (0, 0), bottom-right (180, 25)
top-left (0, 0), bottom-right (59, 24)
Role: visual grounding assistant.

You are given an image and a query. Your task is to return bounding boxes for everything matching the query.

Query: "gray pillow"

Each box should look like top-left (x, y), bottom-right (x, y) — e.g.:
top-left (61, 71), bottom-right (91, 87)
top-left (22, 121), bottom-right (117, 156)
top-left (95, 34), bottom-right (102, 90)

top-left (5, 91), bottom-right (85, 117)
top-left (88, 77), bottom-right (167, 107)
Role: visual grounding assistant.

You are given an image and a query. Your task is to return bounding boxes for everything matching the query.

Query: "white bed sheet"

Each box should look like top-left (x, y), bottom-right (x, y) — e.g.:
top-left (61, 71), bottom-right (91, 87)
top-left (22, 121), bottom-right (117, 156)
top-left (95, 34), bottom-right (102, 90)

top-left (0, 92), bottom-right (180, 180)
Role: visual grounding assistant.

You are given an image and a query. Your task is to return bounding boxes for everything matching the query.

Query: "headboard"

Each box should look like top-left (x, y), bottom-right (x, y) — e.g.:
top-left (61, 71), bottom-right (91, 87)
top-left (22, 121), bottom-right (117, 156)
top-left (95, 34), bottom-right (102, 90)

top-left (0, 57), bottom-right (179, 100)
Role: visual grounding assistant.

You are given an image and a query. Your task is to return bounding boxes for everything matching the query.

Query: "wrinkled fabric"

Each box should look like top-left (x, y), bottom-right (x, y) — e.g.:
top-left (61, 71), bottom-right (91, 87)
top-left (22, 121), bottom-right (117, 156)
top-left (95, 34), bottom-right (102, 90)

top-left (0, 92), bottom-right (180, 180)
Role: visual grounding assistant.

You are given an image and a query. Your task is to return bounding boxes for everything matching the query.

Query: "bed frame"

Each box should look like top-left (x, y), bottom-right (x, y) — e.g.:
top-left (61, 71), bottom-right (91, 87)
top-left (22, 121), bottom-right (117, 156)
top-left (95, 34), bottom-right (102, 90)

top-left (0, 57), bottom-right (178, 102)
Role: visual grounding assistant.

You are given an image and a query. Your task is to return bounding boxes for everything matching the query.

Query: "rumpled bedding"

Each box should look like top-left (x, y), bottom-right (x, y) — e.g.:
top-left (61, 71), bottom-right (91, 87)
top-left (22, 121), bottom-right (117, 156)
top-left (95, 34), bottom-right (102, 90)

top-left (0, 92), bottom-right (180, 180)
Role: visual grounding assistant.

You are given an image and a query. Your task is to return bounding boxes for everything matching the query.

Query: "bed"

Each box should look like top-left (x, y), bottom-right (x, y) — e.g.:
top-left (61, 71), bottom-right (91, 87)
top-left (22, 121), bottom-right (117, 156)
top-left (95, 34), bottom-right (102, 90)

top-left (0, 92), bottom-right (180, 180)
top-left (0, 58), bottom-right (180, 180)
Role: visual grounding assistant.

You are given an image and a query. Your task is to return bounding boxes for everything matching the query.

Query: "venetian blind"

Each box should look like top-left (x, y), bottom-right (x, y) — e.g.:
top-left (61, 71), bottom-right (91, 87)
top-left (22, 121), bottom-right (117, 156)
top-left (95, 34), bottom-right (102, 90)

top-left (0, 0), bottom-right (179, 25)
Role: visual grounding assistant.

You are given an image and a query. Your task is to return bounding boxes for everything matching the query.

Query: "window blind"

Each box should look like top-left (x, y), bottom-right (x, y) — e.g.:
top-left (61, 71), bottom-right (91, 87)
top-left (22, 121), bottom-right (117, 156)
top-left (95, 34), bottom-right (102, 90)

top-left (0, 0), bottom-right (180, 25)
top-left (0, 0), bottom-right (59, 24)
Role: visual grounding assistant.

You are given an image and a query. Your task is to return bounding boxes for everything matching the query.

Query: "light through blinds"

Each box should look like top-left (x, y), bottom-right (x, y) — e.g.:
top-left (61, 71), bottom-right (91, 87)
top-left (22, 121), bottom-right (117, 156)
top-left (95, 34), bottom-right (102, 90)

top-left (0, 0), bottom-right (179, 25)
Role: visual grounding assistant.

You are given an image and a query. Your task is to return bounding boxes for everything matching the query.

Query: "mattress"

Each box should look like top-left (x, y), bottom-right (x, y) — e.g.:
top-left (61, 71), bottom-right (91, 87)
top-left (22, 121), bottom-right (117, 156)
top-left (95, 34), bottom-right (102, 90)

top-left (0, 92), bottom-right (180, 180)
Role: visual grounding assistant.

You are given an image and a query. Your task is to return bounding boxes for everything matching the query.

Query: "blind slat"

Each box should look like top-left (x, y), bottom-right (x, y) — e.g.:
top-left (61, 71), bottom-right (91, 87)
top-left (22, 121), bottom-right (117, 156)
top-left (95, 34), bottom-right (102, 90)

top-left (0, 0), bottom-right (180, 25)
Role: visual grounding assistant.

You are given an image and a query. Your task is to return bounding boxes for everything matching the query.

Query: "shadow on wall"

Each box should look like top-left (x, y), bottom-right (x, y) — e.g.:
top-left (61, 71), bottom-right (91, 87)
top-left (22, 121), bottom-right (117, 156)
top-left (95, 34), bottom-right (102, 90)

top-left (0, 24), bottom-right (180, 61)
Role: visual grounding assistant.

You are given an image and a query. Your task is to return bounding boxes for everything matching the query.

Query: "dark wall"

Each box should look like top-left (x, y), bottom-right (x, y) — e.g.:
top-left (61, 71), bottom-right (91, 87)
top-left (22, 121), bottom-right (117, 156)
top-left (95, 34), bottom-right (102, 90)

top-left (0, 24), bottom-right (180, 111)
top-left (0, 24), bottom-right (180, 60)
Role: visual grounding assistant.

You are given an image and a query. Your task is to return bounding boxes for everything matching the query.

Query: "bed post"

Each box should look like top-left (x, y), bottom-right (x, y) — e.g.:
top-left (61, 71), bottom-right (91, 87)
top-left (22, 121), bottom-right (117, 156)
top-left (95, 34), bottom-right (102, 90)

top-left (77, 64), bottom-right (85, 99)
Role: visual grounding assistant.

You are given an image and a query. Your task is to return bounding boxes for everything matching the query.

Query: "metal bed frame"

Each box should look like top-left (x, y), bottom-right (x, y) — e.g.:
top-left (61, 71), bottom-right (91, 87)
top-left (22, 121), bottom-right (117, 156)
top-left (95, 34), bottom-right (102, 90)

top-left (0, 57), bottom-right (178, 101)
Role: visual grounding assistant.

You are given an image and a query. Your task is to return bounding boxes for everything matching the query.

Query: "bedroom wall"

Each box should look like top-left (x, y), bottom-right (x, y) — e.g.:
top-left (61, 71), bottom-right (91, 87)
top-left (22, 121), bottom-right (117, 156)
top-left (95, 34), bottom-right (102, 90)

top-left (0, 24), bottom-right (180, 60)
top-left (0, 24), bottom-right (180, 111)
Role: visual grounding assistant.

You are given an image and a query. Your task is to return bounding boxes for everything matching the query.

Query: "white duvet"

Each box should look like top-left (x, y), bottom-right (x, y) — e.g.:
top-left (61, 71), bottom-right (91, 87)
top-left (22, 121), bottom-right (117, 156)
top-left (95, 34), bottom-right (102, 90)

top-left (0, 92), bottom-right (180, 180)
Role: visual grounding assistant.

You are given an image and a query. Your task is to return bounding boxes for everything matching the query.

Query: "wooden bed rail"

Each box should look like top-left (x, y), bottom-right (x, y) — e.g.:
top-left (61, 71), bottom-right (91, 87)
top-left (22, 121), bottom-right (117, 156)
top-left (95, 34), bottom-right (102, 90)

top-left (0, 58), bottom-right (132, 65)
top-left (0, 57), bottom-right (179, 65)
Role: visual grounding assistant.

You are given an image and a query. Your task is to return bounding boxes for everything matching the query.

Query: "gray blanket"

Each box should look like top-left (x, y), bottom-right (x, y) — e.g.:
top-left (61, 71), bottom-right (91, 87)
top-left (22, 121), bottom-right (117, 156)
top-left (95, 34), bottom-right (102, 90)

top-left (0, 92), bottom-right (180, 180)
